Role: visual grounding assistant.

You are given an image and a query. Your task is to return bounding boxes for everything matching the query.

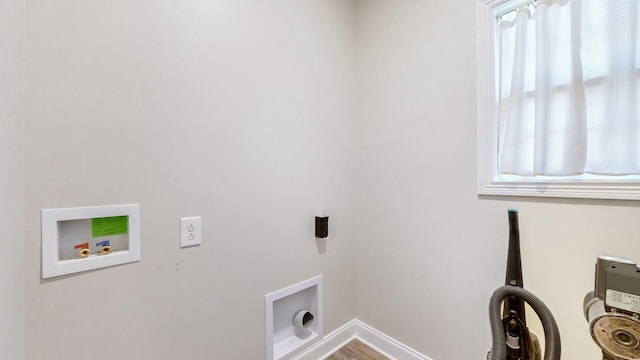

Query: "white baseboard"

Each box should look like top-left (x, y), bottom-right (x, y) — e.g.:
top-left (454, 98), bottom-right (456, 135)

top-left (291, 319), bottom-right (433, 360)
top-left (290, 320), bottom-right (357, 360)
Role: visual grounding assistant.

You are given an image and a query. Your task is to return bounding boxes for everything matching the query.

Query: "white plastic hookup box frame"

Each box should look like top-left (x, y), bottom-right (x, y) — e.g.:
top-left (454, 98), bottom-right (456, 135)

top-left (265, 275), bottom-right (324, 360)
top-left (41, 204), bottom-right (140, 279)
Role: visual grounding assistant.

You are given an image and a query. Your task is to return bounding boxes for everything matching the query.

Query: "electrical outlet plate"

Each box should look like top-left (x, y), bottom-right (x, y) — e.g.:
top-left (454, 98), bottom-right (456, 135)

top-left (180, 216), bottom-right (201, 248)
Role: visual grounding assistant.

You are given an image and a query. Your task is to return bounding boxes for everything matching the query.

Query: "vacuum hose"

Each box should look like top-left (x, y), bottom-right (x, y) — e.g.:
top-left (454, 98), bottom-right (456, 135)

top-left (489, 286), bottom-right (561, 360)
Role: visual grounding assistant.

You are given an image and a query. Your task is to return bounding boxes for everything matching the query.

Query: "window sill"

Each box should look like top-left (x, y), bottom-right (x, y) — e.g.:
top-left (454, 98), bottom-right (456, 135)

top-left (478, 179), bottom-right (640, 200)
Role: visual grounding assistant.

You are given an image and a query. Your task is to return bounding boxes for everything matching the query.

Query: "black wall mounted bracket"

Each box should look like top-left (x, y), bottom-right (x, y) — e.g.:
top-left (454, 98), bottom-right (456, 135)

top-left (315, 216), bottom-right (328, 238)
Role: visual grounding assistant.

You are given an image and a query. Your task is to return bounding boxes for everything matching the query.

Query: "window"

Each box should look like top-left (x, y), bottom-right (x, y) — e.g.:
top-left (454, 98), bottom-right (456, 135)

top-left (477, 0), bottom-right (640, 199)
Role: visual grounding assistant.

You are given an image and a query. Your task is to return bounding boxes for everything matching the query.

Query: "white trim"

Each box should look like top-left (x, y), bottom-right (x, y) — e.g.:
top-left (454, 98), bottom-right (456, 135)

top-left (475, 0), bottom-right (640, 201)
top-left (477, 0), bottom-right (504, 198)
top-left (292, 319), bottom-right (432, 360)
top-left (291, 320), bottom-right (357, 360)
top-left (479, 180), bottom-right (640, 200)
top-left (353, 321), bottom-right (432, 360)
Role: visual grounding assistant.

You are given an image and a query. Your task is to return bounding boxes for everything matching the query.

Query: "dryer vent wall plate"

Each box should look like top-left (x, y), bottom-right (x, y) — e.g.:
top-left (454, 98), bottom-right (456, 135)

top-left (41, 204), bottom-right (141, 279)
top-left (265, 275), bottom-right (323, 360)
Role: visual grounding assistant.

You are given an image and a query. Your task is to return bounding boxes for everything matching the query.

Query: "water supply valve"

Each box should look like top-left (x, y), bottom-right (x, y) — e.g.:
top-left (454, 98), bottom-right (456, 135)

top-left (74, 243), bottom-right (90, 258)
top-left (96, 240), bottom-right (111, 255)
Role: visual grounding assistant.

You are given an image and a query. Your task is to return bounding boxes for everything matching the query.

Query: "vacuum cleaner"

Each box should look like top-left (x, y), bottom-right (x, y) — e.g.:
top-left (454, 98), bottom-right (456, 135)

top-left (584, 255), bottom-right (640, 360)
top-left (487, 209), bottom-right (561, 360)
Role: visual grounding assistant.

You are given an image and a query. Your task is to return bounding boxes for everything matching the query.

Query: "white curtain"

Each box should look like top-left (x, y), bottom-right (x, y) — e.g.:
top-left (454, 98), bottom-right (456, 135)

top-left (497, 0), bottom-right (640, 176)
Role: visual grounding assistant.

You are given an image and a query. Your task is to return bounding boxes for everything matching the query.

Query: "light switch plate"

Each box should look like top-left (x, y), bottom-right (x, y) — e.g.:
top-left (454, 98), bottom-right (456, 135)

top-left (180, 216), bottom-right (201, 248)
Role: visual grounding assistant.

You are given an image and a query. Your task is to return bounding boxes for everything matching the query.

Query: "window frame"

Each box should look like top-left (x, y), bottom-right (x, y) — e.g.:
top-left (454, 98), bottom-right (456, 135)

top-left (476, 0), bottom-right (640, 200)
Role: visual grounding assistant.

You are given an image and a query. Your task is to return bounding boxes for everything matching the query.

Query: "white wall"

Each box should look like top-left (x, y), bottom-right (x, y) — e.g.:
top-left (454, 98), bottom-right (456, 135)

top-left (354, 1), bottom-right (640, 359)
top-left (18, 1), bottom-right (640, 359)
top-left (24, 1), bottom-right (355, 359)
top-left (0, 0), bottom-right (25, 358)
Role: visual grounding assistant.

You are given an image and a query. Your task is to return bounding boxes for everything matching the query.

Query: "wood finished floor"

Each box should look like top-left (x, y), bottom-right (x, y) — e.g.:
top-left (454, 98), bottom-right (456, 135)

top-left (325, 339), bottom-right (389, 360)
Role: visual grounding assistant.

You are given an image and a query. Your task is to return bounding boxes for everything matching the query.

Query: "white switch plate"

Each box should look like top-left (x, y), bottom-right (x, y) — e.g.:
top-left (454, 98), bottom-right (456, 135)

top-left (180, 216), bottom-right (201, 248)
